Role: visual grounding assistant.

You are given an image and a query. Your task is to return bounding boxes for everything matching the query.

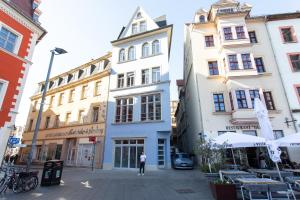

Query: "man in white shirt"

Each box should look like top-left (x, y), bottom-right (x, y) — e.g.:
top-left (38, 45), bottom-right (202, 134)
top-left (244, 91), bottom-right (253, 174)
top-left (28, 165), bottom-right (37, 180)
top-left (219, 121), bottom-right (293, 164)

top-left (138, 152), bottom-right (146, 176)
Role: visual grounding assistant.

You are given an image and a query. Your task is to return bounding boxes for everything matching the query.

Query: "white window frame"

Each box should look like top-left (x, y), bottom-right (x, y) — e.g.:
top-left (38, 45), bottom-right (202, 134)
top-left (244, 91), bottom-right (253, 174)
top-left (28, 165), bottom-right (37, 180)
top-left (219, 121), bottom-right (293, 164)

top-left (0, 22), bottom-right (23, 55)
top-left (141, 93), bottom-right (161, 121)
top-left (141, 68), bottom-right (149, 85)
top-left (152, 67), bottom-right (161, 83)
top-left (0, 79), bottom-right (9, 110)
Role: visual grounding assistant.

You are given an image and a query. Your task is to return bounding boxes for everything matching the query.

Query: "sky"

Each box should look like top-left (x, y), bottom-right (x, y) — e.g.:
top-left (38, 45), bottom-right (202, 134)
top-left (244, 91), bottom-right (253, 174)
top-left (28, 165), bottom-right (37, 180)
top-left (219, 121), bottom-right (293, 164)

top-left (15, 0), bottom-right (300, 126)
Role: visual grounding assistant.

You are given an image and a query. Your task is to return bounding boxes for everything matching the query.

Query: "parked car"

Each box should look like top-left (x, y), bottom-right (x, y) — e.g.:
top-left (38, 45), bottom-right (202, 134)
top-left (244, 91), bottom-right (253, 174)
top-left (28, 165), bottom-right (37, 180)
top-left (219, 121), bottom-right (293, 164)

top-left (172, 153), bottom-right (194, 169)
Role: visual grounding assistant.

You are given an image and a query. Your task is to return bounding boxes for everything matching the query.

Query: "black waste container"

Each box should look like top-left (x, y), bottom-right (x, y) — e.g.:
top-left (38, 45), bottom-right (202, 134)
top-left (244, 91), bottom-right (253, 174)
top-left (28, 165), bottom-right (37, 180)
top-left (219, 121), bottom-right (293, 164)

top-left (41, 160), bottom-right (64, 186)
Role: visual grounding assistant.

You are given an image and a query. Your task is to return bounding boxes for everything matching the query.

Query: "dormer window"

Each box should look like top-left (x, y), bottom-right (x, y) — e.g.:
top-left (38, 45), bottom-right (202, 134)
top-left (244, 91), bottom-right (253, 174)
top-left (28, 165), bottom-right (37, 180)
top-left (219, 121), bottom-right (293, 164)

top-left (40, 84), bottom-right (45, 92)
top-left (136, 12), bottom-right (142, 19)
top-left (49, 81), bottom-right (54, 89)
top-left (90, 64), bottom-right (96, 75)
top-left (78, 69), bottom-right (84, 79)
top-left (140, 21), bottom-right (147, 32)
top-left (199, 15), bottom-right (205, 23)
top-left (119, 49), bottom-right (125, 62)
top-left (67, 74), bottom-right (73, 83)
top-left (58, 77), bottom-right (64, 86)
top-left (132, 23), bottom-right (138, 34)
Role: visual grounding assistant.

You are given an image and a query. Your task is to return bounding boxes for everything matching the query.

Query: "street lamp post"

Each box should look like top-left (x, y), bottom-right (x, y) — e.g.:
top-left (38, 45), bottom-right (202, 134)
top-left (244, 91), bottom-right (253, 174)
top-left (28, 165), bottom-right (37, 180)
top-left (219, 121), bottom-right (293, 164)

top-left (26, 47), bottom-right (67, 171)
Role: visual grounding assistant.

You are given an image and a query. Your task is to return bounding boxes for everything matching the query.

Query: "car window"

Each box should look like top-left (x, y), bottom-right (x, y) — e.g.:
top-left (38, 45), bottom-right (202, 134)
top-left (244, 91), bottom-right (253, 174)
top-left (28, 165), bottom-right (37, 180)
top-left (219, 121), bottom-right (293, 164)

top-left (181, 154), bottom-right (189, 158)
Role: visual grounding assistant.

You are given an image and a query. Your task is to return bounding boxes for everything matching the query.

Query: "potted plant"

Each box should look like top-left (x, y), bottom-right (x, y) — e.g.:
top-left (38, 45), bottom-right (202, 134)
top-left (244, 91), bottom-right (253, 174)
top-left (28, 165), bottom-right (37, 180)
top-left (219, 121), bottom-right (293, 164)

top-left (210, 179), bottom-right (237, 200)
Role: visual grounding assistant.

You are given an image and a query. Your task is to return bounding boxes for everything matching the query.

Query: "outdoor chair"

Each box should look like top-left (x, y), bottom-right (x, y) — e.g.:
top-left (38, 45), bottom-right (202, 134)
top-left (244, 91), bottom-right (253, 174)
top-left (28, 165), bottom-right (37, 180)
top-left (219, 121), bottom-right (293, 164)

top-left (268, 183), bottom-right (296, 200)
top-left (284, 176), bottom-right (300, 191)
top-left (241, 184), bottom-right (269, 200)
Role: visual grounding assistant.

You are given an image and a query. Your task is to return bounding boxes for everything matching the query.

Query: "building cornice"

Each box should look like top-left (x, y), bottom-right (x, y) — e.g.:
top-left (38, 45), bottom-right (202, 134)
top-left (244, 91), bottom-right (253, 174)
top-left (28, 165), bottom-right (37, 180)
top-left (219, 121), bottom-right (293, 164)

top-left (31, 69), bottom-right (110, 100)
top-left (0, 0), bottom-right (46, 40)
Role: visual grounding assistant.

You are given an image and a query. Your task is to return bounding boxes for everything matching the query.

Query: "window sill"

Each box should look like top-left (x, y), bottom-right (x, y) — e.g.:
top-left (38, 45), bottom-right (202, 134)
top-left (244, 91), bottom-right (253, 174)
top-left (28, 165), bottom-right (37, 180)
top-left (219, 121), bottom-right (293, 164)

top-left (207, 75), bottom-right (223, 79)
top-left (118, 59), bottom-right (137, 64)
top-left (212, 111), bottom-right (232, 115)
top-left (140, 53), bottom-right (162, 59)
top-left (112, 120), bottom-right (164, 125)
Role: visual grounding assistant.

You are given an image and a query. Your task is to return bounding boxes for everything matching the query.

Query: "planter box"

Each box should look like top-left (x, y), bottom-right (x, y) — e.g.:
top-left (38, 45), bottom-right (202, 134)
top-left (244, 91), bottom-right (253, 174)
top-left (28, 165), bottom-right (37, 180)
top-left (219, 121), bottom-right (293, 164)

top-left (210, 182), bottom-right (237, 200)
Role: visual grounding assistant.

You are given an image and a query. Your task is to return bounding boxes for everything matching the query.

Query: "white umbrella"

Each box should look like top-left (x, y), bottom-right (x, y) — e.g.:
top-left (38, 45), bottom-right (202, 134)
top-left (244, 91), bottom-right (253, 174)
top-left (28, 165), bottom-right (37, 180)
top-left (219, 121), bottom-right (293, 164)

top-left (275, 133), bottom-right (300, 147)
top-left (213, 132), bottom-right (266, 148)
top-left (254, 98), bottom-right (283, 181)
top-left (212, 132), bottom-right (266, 166)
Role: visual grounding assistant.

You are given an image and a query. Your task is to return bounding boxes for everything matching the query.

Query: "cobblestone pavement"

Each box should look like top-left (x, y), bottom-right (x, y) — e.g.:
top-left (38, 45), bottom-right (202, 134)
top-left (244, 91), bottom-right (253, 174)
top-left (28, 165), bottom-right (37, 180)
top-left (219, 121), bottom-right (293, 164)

top-left (0, 167), bottom-right (213, 200)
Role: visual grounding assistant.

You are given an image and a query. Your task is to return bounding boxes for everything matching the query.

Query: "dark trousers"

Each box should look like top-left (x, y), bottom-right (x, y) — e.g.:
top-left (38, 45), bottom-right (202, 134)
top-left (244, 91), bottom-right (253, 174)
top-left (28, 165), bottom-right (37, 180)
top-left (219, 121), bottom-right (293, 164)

top-left (139, 162), bottom-right (145, 174)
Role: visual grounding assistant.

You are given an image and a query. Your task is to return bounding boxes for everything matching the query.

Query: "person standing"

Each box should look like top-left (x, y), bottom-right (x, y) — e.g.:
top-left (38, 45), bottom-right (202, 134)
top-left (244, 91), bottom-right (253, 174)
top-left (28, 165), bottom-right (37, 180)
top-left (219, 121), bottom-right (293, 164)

top-left (138, 152), bottom-right (146, 176)
top-left (259, 152), bottom-right (267, 169)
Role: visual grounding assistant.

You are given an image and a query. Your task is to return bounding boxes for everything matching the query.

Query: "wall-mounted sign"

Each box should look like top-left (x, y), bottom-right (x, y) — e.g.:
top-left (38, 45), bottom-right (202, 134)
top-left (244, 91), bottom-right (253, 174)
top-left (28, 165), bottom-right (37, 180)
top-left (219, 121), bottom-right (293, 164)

top-left (45, 125), bottom-right (103, 139)
top-left (226, 125), bottom-right (260, 131)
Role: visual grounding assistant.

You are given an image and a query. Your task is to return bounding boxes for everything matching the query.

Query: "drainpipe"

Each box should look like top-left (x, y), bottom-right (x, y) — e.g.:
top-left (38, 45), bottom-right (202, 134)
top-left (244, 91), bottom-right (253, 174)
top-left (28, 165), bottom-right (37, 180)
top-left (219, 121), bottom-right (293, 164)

top-left (264, 16), bottom-right (298, 132)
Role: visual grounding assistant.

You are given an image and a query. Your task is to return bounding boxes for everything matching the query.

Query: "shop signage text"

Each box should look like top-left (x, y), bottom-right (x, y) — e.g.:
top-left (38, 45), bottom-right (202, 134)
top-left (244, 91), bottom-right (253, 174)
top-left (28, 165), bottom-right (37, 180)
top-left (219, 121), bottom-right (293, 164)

top-left (226, 125), bottom-right (260, 131)
top-left (45, 125), bottom-right (103, 139)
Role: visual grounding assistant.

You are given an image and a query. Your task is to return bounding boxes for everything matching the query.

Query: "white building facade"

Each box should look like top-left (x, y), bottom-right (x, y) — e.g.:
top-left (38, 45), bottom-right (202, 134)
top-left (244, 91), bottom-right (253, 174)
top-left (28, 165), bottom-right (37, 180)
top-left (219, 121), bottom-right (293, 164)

top-left (182, 0), bottom-right (299, 167)
top-left (266, 13), bottom-right (300, 133)
top-left (103, 7), bottom-right (173, 170)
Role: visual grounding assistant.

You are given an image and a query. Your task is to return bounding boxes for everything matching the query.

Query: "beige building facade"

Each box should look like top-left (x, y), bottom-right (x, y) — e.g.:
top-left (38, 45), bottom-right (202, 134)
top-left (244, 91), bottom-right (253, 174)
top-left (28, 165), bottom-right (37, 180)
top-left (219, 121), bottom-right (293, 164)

top-left (21, 53), bottom-right (111, 168)
top-left (182, 0), bottom-right (299, 167)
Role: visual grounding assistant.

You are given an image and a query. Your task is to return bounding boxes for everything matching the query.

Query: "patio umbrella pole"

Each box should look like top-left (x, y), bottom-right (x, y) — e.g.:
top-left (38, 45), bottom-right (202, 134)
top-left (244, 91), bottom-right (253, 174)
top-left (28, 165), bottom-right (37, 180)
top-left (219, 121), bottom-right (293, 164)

top-left (275, 162), bottom-right (283, 182)
top-left (231, 148), bottom-right (237, 168)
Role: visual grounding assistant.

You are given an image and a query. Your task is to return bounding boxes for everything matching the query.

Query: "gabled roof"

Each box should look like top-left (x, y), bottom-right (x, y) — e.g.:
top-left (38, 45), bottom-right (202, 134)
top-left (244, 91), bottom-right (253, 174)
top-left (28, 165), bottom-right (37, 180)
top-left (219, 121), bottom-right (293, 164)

top-left (117, 6), bottom-right (165, 40)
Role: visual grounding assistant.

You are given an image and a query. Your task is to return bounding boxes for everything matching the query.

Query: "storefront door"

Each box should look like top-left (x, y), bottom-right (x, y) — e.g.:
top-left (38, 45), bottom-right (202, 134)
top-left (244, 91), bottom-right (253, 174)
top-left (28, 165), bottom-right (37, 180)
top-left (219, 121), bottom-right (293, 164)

top-left (77, 144), bottom-right (93, 166)
top-left (114, 139), bottom-right (144, 169)
top-left (66, 139), bottom-right (77, 165)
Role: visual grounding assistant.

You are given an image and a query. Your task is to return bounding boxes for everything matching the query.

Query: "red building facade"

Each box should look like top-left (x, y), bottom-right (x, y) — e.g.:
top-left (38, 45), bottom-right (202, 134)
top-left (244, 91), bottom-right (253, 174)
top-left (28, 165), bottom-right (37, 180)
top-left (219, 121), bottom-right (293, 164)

top-left (0, 0), bottom-right (46, 164)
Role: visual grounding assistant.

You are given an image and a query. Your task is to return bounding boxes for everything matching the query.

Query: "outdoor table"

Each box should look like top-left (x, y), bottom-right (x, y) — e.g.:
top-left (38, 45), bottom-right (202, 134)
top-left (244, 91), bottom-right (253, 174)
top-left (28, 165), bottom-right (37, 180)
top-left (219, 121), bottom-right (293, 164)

top-left (251, 169), bottom-right (292, 178)
top-left (220, 170), bottom-right (250, 175)
top-left (236, 178), bottom-right (281, 184)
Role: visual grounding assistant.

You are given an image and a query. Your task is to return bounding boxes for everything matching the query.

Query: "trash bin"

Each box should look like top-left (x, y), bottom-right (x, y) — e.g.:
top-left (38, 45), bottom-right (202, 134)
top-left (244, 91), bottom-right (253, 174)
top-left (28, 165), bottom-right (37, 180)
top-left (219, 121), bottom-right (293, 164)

top-left (41, 160), bottom-right (64, 186)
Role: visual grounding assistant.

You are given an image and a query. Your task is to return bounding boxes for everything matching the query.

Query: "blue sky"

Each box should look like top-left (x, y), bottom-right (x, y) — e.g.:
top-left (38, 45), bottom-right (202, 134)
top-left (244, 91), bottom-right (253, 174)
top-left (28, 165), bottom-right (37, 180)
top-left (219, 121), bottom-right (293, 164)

top-left (16, 0), bottom-right (300, 126)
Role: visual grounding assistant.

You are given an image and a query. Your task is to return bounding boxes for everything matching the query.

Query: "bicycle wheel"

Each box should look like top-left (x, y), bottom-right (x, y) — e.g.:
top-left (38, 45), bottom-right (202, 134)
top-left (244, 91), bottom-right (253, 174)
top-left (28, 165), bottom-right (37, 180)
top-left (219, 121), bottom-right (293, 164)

top-left (12, 179), bottom-right (22, 193)
top-left (31, 176), bottom-right (39, 190)
top-left (0, 178), bottom-right (5, 188)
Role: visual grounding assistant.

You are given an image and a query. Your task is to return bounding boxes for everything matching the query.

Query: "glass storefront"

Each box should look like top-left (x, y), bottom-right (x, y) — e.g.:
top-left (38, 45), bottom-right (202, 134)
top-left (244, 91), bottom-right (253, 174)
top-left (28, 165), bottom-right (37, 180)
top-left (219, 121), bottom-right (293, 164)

top-left (114, 139), bottom-right (144, 168)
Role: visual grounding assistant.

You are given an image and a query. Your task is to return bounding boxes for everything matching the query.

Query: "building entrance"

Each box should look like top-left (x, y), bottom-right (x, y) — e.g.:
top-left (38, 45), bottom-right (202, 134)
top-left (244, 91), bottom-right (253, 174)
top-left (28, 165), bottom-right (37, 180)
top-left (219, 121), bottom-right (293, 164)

top-left (114, 139), bottom-right (144, 169)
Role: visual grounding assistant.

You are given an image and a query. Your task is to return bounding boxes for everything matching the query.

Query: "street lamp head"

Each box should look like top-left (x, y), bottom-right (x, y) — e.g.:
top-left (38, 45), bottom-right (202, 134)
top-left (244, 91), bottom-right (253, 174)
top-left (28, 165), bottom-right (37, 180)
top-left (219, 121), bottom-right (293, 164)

top-left (53, 47), bottom-right (67, 55)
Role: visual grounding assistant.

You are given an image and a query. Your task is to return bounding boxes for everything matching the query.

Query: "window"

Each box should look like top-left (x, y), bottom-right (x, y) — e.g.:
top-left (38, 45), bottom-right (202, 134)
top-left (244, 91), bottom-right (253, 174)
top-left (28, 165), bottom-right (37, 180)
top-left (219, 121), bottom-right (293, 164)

top-left (45, 116), bottom-right (50, 129)
top-left (58, 93), bottom-right (64, 106)
top-left (142, 43), bottom-right (149, 57)
top-left (249, 89), bottom-right (260, 108)
top-left (115, 98), bottom-right (133, 123)
top-left (152, 67), bottom-right (160, 83)
top-left (273, 130), bottom-right (284, 139)
top-left (281, 27), bottom-right (296, 43)
top-left (228, 54), bottom-right (239, 70)
top-left (69, 89), bottom-right (75, 102)
top-left (229, 92), bottom-right (234, 110)
top-left (140, 21), bottom-right (147, 32)
top-left (141, 94), bottom-right (161, 121)
top-left (81, 85), bottom-right (88, 99)
top-left (263, 91), bottom-right (275, 110)
top-left (117, 74), bottom-right (124, 88)
top-left (95, 81), bottom-right (101, 96)
top-left (0, 27), bottom-right (18, 53)
top-left (58, 77), bottom-right (64, 86)
top-left (296, 86), bottom-right (300, 100)
top-left (241, 54), bottom-right (252, 69)
top-left (92, 107), bottom-right (99, 123)
top-left (78, 110), bottom-right (84, 123)
top-left (152, 40), bottom-right (160, 55)
top-left (223, 27), bottom-right (233, 40)
top-left (53, 115), bottom-right (59, 128)
top-left (65, 112), bottom-right (71, 125)
top-left (132, 23), bottom-right (138, 34)
top-left (205, 35), bottom-right (214, 47)
top-left (236, 90), bottom-right (248, 109)
top-left (119, 49), bottom-right (125, 62)
top-left (90, 64), bottom-right (96, 75)
top-left (235, 26), bottom-right (245, 39)
top-left (213, 94), bottom-right (225, 112)
top-left (78, 69), bottom-right (84, 79)
top-left (199, 15), bottom-right (205, 23)
top-left (28, 119), bottom-right (34, 131)
top-left (127, 72), bottom-right (135, 87)
top-left (128, 46), bottom-right (135, 61)
top-left (248, 31), bottom-right (257, 43)
top-left (136, 12), bottom-right (142, 19)
top-left (289, 54), bottom-right (300, 71)
top-left (243, 130), bottom-right (257, 136)
top-left (0, 80), bottom-right (8, 110)
top-left (255, 57), bottom-right (265, 73)
top-left (67, 74), bottom-right (74, 83)
top-left (49, 96), bottom-right (54, 108)
top-left (141, 69), bottom-right (149, 84)
top-left (208, 61), bottom-right (219, 75)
